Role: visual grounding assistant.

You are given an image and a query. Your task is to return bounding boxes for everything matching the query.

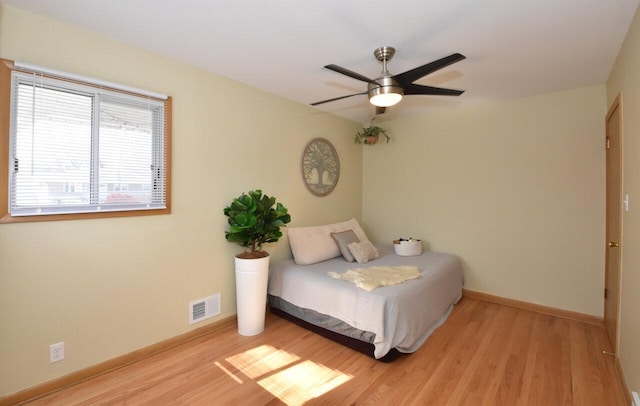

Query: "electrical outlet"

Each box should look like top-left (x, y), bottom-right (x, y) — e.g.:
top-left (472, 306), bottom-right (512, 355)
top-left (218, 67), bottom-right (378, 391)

top-left (49, 342), bottom-right (64, 363)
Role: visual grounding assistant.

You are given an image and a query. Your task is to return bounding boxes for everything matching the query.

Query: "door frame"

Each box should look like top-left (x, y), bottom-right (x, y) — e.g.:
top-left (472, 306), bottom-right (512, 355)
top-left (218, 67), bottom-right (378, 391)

top-left (604, 93), bottom-right (623, 353)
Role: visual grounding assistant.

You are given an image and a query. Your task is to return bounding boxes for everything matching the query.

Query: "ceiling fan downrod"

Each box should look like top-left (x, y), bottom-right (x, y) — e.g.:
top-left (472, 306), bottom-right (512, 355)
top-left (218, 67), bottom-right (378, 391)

top-left (369, 46), bottom-right (403, 107)
top-left (374, 46), bottom-right (395, 75)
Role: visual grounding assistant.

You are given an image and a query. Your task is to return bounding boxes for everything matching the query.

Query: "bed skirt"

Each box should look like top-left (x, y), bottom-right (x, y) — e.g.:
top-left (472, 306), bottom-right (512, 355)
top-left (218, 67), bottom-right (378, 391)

top-left (268, 295), bottom-right (401, 362)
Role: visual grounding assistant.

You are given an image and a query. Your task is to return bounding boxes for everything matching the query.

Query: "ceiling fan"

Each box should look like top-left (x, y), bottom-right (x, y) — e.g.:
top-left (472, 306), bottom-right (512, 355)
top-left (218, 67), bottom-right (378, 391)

top-left (311, 47), bottom-right (466, 114)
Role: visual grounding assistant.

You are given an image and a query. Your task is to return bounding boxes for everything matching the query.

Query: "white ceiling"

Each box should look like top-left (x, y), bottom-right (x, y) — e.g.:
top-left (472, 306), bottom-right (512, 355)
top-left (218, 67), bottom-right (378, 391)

top-left (2, 0), bottom-right (639, 123)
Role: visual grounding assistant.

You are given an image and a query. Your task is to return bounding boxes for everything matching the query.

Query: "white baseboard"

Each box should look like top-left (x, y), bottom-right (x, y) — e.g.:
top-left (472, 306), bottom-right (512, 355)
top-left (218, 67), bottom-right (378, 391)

top-left (632, 391), bottom-right (639, 406)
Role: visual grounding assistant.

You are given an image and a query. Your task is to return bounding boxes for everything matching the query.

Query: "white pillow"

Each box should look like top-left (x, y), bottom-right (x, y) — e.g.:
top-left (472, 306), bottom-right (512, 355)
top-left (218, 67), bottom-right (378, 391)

top-left (288, 218), bottom-right (370, 265)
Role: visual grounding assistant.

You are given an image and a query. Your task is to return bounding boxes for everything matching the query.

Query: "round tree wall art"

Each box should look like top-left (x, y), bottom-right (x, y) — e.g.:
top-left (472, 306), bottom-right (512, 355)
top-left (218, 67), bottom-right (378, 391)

top-left (301, 138), bottom-right (340, 196)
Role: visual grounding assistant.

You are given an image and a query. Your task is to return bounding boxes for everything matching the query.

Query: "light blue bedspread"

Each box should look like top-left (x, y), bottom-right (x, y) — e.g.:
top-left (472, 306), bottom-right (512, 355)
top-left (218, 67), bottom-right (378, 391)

top-left (267, 245), bottom-right (464, 358)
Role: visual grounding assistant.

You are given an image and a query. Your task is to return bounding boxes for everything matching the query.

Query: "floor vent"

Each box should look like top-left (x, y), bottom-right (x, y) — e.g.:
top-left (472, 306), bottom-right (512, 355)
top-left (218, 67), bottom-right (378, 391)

top-left (189, 294), bottom-right (221, 324)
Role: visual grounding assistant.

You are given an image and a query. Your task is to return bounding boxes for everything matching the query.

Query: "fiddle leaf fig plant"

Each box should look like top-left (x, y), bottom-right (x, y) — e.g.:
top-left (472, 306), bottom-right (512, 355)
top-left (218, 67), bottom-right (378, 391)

top-left (224, 190), bottom-right (291, 259)
top-left (355, 125), bottom-right (390, 145)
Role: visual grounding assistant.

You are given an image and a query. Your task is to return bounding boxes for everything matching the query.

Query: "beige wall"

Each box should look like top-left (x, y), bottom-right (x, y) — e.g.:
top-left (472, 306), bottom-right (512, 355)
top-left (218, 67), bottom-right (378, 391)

top-left (0, 6), bottom-right (362, 396)
top-left (607, 2), bottom-right (640, 395)
top-left (3, 2), bottom-right (635, 400)
top-left (363, 85), bottom-right (607, 316)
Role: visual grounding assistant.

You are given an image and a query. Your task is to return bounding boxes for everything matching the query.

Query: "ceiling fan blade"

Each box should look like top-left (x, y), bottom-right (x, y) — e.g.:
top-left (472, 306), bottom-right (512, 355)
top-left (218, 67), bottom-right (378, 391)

top-left (393, 53), bottom-right (466, 86)
top-left (375, 106), bottom-right (386, 115)
top-left (310, 91), bottom-right (369, 106)
top-left (403, 83), bottom-right (464, 96)
top-left (324, 64), bottom-right (378, 85)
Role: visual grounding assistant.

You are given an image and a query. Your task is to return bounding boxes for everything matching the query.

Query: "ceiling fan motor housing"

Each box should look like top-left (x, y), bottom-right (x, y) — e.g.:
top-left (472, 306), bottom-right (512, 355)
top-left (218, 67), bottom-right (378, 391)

top-left (368, 76), bottom-right (404, 107)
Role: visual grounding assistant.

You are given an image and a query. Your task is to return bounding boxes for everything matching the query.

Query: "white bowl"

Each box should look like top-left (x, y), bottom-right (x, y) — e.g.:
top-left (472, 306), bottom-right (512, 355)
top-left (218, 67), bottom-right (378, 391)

top-left (393, 239), bottom-right (422, 256)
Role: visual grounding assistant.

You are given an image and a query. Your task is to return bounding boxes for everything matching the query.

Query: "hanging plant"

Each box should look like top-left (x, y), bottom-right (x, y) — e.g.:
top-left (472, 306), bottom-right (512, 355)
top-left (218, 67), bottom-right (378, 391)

top-left (355, 122), bottom-right (390, 145)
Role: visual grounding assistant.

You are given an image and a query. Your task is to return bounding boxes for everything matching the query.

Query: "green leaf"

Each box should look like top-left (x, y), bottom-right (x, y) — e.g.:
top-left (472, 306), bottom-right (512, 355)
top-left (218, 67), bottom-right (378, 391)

top-left (223, 189), bottom-right (291, 254)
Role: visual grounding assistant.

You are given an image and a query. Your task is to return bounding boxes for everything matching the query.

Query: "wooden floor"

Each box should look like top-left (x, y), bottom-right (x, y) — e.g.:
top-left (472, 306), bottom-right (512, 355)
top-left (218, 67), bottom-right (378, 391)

top-left (23, 297), bottom-right (626, 405)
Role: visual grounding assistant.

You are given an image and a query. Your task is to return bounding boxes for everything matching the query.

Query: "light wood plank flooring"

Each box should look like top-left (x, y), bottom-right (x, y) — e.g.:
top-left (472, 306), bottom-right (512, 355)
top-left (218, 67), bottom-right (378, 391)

top-left (22, 297), bottom-right (626, 405)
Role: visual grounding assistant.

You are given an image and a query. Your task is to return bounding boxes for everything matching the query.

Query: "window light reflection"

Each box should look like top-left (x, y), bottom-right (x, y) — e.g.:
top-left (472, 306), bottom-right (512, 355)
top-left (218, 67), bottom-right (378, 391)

top-left (226, 345), bottom-right (300, 379)
top-left (219, 345), bottom-right (353, 405)
top-left (258, 360), bottom-right (352, 405)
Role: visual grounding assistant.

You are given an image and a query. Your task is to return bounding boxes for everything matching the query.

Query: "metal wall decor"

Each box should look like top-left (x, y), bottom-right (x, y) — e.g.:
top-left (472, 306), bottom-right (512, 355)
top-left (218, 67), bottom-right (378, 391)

top-left (301, 138), bottom-right (340, 196)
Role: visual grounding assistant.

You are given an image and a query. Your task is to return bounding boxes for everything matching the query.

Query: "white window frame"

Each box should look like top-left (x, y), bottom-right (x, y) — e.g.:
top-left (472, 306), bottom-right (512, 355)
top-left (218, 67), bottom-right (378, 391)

top-left (0, 59), bottom-right (172, 223)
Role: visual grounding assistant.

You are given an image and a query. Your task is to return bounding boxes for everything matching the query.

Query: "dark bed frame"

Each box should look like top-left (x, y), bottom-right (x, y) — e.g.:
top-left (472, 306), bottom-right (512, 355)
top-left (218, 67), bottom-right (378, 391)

top-left (269, 305), bottom-right (401, 362)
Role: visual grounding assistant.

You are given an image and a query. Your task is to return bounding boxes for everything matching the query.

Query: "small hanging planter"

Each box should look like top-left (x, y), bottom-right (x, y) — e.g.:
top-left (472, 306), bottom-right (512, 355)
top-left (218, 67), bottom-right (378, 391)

top-left (355, 122), bottom-right (390, 145)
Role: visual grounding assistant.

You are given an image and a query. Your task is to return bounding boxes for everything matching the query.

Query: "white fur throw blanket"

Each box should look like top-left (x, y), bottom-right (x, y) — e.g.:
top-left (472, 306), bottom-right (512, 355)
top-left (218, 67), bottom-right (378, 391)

top-left (328, 265), bottom-right (421, 291)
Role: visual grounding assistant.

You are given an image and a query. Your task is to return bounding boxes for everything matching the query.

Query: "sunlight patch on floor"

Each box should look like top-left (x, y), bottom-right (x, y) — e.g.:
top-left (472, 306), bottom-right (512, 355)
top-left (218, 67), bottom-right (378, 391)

top-left (258, 360), bottom-right (352, 405)
top-left (221, 344), bottom-right (352, 405)
top-left (213, 361), bottom-right (244, 384)
top-left (226, 344), bottom-right (300, 379)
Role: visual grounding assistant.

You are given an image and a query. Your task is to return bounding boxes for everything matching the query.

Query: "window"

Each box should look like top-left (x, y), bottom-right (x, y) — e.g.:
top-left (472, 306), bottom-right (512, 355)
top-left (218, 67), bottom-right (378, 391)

top-left (0, 59), bottom-right (171, 223)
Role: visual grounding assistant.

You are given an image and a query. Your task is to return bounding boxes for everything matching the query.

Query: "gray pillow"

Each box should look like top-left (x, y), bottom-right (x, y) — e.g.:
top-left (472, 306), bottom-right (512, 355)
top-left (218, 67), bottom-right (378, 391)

top-left (348, 240), bottom-right (380, 264)
top-left (330, 230), bottom-right (360, 262)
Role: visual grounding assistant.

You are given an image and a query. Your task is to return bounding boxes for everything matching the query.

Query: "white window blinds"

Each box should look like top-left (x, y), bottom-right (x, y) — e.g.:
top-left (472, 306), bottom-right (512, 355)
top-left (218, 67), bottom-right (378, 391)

top-left (9, 68), bottom-right (169, 216)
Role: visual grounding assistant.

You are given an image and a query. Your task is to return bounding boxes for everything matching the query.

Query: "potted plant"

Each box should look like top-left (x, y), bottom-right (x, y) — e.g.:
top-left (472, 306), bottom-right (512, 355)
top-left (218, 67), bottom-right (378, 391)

top-left (224, 189), bottom-right (291, 335)
top-left (355, 124), bottom-right (390, 145)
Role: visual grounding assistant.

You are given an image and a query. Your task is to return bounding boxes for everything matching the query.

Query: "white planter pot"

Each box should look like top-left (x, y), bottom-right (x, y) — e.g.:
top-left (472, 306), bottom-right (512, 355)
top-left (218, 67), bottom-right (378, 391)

top-left (234, 255), bottom-right (270, 336)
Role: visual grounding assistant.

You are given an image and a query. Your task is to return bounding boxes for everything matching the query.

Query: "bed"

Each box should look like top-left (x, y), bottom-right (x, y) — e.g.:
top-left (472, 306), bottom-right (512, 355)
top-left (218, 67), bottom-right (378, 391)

top-left (267, 219), bottom-right (464, 361)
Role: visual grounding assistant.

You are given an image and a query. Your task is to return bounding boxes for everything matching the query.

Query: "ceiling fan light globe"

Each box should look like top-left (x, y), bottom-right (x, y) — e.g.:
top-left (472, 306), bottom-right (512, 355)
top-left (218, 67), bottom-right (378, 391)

top-left (370, 92), bottom-right (403, 107)
top-left (368, 76), bottom-right (404, 107)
